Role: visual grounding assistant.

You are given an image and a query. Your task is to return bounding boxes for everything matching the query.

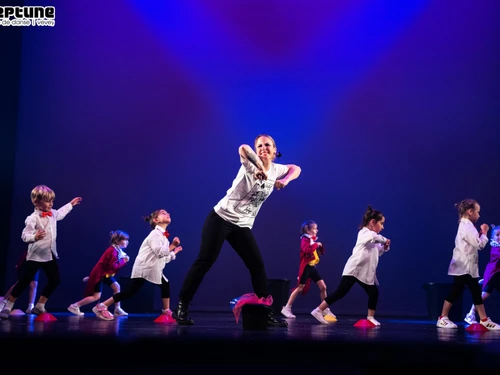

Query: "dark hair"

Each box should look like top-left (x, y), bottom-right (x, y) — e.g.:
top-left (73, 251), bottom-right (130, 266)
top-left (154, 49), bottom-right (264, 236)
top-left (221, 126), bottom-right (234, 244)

top-left (359, 205), bottom-right (384, 229)
top-left (454, 199), bottom-right (478, 222)
top-left (300, 220), bottom-right (317, 236)
top-left (144, 209), bottom-right (163, 229)
top-left (109, 230), bottom-right (129, 245)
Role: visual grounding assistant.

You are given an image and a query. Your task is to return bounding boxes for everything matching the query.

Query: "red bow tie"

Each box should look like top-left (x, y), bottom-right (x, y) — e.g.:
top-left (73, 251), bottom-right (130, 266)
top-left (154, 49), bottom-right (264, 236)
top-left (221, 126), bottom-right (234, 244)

top-left (163, 230), bottom-right (170, 238)
top-left (41, 211), bottom-right (53, 217)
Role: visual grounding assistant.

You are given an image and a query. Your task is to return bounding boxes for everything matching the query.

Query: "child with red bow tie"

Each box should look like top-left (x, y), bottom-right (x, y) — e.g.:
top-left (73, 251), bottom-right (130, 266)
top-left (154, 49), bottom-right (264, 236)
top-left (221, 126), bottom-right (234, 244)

top-left (281, 220), bottom-right (336, 321)
top-left (0, 184), bottom-right (82, 319)
top-left (92, 209), bottom-right (182, 321)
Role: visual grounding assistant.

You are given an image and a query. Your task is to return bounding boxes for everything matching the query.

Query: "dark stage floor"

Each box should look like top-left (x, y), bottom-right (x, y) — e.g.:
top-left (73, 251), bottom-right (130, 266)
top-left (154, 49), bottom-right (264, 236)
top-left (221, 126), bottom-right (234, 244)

top-left (2, 310), bottom-right (500, 373)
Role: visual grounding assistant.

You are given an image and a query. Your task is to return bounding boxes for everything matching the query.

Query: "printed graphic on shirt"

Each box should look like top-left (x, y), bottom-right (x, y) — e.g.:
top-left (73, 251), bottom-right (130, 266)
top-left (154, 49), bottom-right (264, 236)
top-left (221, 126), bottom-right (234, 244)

top-left (234, 180), bottom-right (274, 216)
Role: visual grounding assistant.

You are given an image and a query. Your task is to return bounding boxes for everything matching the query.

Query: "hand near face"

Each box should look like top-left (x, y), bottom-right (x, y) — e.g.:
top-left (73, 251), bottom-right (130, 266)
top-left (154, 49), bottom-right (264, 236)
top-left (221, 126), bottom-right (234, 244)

top-left (174, 246), bottom-right (183, 254)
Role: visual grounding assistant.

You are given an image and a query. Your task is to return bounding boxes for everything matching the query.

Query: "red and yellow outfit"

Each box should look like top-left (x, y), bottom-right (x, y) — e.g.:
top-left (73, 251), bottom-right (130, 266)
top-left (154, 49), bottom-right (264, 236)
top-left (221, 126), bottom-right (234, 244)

top-left (292, 235), bottom-right (325, 295)
top-left (83, 246), bottom-right (128, 297)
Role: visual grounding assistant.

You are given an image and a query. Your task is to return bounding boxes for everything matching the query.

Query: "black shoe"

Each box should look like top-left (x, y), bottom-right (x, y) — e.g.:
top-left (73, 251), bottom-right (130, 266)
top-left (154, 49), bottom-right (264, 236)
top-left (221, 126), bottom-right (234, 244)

top-left (267, 309), bottom-right (288, 327)
top-left (174, 300), bottom-right (194, 325)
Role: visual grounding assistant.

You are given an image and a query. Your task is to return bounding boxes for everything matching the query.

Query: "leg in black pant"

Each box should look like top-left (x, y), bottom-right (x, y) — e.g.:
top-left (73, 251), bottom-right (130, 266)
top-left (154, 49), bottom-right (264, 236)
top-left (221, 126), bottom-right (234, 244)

top-left (175, 210), bottom-right (226, 324)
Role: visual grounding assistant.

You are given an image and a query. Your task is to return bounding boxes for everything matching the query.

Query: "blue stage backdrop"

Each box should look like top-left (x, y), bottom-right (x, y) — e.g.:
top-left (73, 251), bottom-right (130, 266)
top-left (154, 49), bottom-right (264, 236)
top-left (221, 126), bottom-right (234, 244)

top-left (5, 0), bottom-right (500, 317)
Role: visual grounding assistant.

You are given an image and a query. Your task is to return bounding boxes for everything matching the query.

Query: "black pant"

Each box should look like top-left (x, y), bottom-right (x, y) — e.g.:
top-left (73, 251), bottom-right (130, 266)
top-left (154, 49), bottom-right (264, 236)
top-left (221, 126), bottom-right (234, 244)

top-left (446, 274), bottom-right (483, 306)
top-left (179, 209), bottom-right (268, 303)
top-left (12, 259), bottom-right (60, 299)
top-left (112, 277), bottom-right (170, 303)
top-left (324, 275), bottom-right (379, 311)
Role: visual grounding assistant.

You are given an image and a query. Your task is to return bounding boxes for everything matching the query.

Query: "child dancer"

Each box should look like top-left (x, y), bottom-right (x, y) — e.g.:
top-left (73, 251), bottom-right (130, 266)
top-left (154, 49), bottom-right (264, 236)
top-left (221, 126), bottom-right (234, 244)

top-left (310, 205), bottom-right (390, 325)
top-left (92, 209), bottom-right (182, 321)
top-left (67, 230), bottom-right (131, 317)
top-left (0, 250), bottom-right (39, 314)
top-left (281, 220), bottom-right (336, 321)
top-left (0, 185), bottom-right (82, 319)
top-left (437, 200), bottom-right (500, 330)
top-left (464, 224), bottom-right (500, 324)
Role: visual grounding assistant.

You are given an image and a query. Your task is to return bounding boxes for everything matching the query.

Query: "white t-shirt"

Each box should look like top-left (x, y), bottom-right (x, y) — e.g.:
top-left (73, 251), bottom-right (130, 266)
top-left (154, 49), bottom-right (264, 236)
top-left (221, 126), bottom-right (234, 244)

top-left (214, 156), bottom-right (289, 229)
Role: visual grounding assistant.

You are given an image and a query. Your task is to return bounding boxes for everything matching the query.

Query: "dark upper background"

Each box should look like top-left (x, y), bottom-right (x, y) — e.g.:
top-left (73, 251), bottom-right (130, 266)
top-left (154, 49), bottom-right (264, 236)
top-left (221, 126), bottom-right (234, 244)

top-left (1, 0), bottom-right (499, 317)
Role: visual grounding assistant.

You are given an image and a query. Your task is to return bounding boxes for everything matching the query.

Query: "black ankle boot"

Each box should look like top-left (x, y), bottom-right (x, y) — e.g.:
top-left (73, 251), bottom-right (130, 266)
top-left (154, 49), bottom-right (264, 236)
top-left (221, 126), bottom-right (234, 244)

top-left (174, 300), bottom-right (194, 325)
top-left (267, 308), bottom-right (288, 327)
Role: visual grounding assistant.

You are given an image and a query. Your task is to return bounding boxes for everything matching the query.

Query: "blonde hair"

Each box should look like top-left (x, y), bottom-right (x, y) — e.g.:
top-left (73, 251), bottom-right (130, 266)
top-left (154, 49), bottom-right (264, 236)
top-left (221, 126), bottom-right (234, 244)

top-left (31, 185), bottom-right (55, 206)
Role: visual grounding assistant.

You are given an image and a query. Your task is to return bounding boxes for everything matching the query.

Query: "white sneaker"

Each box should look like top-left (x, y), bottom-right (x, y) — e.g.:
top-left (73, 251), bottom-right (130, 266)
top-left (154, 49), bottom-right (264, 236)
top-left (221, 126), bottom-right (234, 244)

top-left (464, 312), bottom-right (477, 325)
top-left (367, 316), bottom-right (381, 326)
top-left (311, 307), bottom-right (329, 325)
top-left (68, 304), bottom-right (84, 316)
top-left (480, 318), bottom-right (500, 331)
top-left (281, 306), bottom-right (296, 318)
top-left (0, 308), bottom-right (11, 319)
top-left (114, 307), bottom-right (128, 316)
top-left (92, 303), bottom-right (114, 321)
top-left (0, 298), bottom-right (7, 312)
top-left (323, 307), bottom-right (336, 318)
top-left (25, 306), bottom-right (34, 314)
top-left (436, 316), bottom-right (457, 329)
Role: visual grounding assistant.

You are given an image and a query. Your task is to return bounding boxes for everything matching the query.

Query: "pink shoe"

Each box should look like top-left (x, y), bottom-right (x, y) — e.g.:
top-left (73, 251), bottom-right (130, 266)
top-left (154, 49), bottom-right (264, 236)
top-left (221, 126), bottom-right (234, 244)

top-left (92, 303), bottom-right (114, 321)
top-left (161, 309), bottom-right (176, 323)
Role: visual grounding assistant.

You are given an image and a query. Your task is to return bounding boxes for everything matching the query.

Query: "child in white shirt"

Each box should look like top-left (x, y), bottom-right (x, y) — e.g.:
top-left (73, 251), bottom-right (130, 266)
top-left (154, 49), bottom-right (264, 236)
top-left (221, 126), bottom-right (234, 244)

top-left (436, 199), bottom-right (500, 330)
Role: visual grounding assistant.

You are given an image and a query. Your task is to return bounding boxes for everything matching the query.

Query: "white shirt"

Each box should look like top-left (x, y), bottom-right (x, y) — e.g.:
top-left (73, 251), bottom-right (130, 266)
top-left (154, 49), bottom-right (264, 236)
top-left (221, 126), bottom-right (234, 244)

top-left (214, 157), bottom-right (289, 229)
top-left (342, 227), bottom-right (389, 285)
top-left (22, 203), bottom-right (74, 262)
top-left (131, 226), bottom-right (176, 284)
top-left (447, 218), bottom-right (488, 277)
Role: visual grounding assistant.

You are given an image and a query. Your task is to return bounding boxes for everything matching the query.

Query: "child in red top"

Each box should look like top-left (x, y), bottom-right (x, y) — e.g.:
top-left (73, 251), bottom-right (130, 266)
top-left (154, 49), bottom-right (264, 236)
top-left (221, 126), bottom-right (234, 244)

top-left (281, 220), bottom-right (336, 321)
top-left (67, 230), bottom-right (130, 316)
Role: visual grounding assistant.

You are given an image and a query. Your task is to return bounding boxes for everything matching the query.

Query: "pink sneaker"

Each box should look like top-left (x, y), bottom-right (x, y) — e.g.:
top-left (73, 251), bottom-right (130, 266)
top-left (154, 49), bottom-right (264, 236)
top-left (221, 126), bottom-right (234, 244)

top-left (92, 303), bottom-right (114, 321)
top-left (161, 309), bottom-right (176, 323)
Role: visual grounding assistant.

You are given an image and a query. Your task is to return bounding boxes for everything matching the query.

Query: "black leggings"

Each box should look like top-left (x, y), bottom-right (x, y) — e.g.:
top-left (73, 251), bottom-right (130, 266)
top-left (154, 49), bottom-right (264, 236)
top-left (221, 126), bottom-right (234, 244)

top-left (112, 277), bottom-right (170, 303)
top-left (324, 275), bottom-right (379, 311)
top-left (445, 274), bottom-right (483, 306)
top-left (11, 259), bottom-right (60, 299)
top-left (179, 209), bottom-right (268, 303)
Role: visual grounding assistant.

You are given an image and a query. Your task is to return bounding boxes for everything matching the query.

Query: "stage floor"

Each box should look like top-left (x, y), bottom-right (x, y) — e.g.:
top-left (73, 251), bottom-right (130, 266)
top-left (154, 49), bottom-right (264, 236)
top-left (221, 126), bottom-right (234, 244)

top-left (2, 311), bottom-right (500, 373)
